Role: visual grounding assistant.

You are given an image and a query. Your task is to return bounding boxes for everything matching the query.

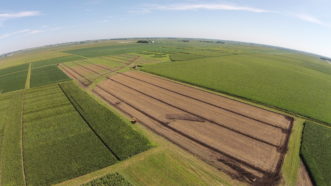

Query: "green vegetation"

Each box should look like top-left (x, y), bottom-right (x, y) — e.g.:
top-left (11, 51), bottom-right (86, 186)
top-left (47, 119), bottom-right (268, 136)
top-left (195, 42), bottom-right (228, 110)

top-left (120, 151), bottom-right (225, 186)
top-left (0, 92), bottom-right (25, 186)
top-left (0, 71), bottom-right (28, 93)
top-left (66, 44), bottom-right (138, 57)
top-left (0, 64), bottom-right (29, 93)
top-left (60, 82), bottom-right (152, 160)
top-left (25, 63), bottom-right (32, 89)
top-left (23, 84), bottom-right (118, 185)
top-left (142, 53), bottom-right (331, 125)
top-left (281, 119), bottom-right (304, 186)
top-left (30, 65), bottom-right (70, 88)
top-left (82, 173), bottom-right (132, 186)
top-left (0, 63), bottom-right (29, 76)
top-left (301, 122), bottom-right (331, 186)
top-left (31, 55), bottom-right (83, 68)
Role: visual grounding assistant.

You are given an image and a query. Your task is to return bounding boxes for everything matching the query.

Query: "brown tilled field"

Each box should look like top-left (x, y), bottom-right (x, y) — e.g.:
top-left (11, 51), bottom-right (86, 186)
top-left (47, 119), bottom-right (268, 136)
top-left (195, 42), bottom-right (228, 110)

top-left (92, 71), bottom-right (293, 185)
top-left (59, 62), bottom-right (112, 86)
top-left (59, 56), bottom-right (140, 87)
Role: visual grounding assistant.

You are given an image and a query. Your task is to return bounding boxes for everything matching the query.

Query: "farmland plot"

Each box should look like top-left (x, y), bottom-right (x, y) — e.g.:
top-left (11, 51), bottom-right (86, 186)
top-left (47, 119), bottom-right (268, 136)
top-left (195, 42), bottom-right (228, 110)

top-left (22, 84), bottom-right (118, 185)
top-left (30, 65), bottom-right (70, 88)
top-left (93, 71), bottom-right (293, 185)
top-left (0, 71), bottom-right (28, 93)
top-left (31, 55), bottom-right (83, 68)
top-left (142, 53), bottom-right (331, 125)
top-left (60, 82), bottom-right (152, 160)
top-left (301, 122), bottom-right (331, 186)
top-left (0, 92), bottom-right (25, 186)
top-left (0, 64), bottom-right (29, 93)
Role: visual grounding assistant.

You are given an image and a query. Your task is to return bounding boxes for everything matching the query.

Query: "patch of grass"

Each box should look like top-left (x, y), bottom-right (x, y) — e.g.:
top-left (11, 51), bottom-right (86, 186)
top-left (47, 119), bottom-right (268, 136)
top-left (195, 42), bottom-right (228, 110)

top-left (60, 81), bottom-right (152, 160)
top-left (281, 118), bottom-right (304, 186)
top-left (25, 63), bottom-right (31, 89)
top-left (120, 151), bottom-right (224, 186)
top-left (23, 85), bottom-right (118, 185)
top-left (0, 92), bottom-right (25, 186)
top-left (31, 55), bottom-right (83, 68)
top-left (301, 122), bottom-right (331, 186)
top-left (30, 65), bottom-right (70, 88)
top-left (81, 172), bottom-right (132, 186)
top-left (142, 53), bottom-right (331, 125)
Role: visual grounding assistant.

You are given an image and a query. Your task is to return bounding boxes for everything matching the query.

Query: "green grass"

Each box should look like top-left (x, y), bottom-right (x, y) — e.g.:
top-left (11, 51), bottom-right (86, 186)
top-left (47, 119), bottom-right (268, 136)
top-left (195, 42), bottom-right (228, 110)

top-left (0, 70), bottom-right (28, 93)
top-left (23, 84), bottom-right (118, 185)
top-left (120, 151), bottom-right (223, 186)
top-left (142, 53), bottom-right (331, 125)
top-left (281, 119), bottom-right (304, 186)
top-left (60, 82), bottom-right (152, 160)
top-left (31, 55), bottom-right (83, 68)
top-left (81, 173), bottom-right (132, 186)
top-left (0, 92), bottom-right (25, 186)
top-left (30, 65), bottom-right (70, 88)
top-left (25, 63), bottom-right (32, 89)
top-left (301, 122), bottom-right (331, 186)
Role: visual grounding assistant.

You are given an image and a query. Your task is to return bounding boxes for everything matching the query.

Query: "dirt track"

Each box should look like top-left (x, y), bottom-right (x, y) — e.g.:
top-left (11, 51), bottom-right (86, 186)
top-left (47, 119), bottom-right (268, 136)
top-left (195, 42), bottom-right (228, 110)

top-left (92, 71), bottom-right (293, 185)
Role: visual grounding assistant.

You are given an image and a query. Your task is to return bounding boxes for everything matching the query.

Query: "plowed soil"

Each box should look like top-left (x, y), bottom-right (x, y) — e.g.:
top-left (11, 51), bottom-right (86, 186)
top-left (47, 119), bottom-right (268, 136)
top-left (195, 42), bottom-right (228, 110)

top-left (92, 71), bottom-right (293, 185)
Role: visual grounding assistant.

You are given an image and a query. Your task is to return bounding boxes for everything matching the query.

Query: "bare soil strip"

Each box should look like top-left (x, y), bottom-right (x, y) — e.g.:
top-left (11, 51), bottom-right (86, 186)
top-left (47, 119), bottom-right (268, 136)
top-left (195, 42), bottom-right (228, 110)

top-left (296, 161), bottom-right (313, 186)
top-left (59, 64), bottom-right (91, 86)
top-left (90, 71), bottom-right (293, 185)
top-left (123, 71), bottom-right (291, 129)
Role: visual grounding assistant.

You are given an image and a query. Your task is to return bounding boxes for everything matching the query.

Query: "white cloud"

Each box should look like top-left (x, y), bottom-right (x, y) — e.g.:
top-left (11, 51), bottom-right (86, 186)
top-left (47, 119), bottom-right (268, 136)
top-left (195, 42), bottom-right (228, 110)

top-left (0, 29), bottom-right (43, 40)
top-left (142, 3), bottom-right (269, 13)
top-left (0, 11), bottom-right (40, 19)
top-left (294, 14), bottom-right (330, 28)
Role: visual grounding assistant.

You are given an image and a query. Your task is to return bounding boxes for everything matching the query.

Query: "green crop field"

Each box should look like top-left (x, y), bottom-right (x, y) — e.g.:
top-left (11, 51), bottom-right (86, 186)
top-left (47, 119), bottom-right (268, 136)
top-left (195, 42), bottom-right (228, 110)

top-left (23, 84), bottom-right (118, 185)
top-left (30, 65), bottom-right (71, 88)
top-left (0, 71), bottom-right (28, 93)
top-left (301, 122), bottom-right (331, 186)
top-left (60, 82), bottom-right (152, 160)
top-left (0, 63), bottom-right (29, 76)
top-left (0, 92), bottom-right (25, 186)
top-left (82, 172), bottom-right (132, 186)
top-left (0, 64), bottom-right (29, 93)
top-left (31, 55), bottom-right (83, 68)
top-left (142, 51), bottom-right (331, 125)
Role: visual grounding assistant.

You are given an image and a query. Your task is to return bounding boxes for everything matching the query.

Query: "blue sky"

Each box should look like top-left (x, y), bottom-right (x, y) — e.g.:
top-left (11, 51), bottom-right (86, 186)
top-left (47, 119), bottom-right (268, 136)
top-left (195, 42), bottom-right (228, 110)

top-left (1, 0), bottom-right (331, 57)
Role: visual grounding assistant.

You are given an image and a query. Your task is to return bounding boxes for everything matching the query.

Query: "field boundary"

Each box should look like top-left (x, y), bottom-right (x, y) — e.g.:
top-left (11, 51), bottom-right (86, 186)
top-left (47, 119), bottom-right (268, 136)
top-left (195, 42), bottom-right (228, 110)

top-left (20, 91), bottom-right (27, 186)
top-left (58, 84), bottom-right (120, 161)
top-left (25, 64), bottom-right (31, 89)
